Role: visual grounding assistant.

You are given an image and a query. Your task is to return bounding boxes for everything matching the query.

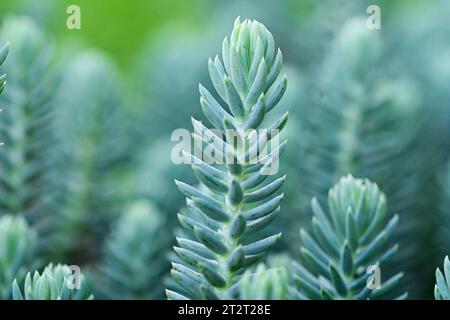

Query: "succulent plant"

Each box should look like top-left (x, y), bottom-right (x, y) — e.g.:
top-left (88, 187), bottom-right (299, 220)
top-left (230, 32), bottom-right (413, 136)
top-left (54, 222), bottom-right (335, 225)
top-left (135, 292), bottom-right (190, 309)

top-left (167, 17), bottom-right (288, 299)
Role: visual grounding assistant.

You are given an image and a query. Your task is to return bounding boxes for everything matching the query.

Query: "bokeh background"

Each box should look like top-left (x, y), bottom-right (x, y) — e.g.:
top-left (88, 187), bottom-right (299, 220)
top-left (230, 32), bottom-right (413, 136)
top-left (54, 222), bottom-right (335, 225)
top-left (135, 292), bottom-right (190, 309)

top-left (0, 0), bottom-right (449, 299)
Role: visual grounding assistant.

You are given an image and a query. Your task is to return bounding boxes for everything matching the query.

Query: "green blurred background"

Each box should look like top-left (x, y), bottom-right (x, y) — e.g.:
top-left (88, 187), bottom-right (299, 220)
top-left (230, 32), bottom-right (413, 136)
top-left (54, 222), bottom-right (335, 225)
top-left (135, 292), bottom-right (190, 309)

top-left (0, 0), bottom-right (423, 68)
top-left (1, 0), bottom-right (209, 68)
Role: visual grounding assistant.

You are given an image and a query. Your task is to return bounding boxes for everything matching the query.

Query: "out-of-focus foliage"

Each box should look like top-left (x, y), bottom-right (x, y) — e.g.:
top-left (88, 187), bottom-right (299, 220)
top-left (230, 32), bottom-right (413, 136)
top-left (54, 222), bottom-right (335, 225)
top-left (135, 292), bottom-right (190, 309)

top-left (0, 215), bottom-right (36, 299)
top-left (12, 263), bottom-right (93, 300)
top-left (289, 16), bottom-right (427, 297)
top-left (134, 32), bottom-right (213, 140)
top-left (0, 0), bottom-right (448, 300)
top-left (294, 17), bottom-right (423, 222)
top-left (384, 1), bottom-right (450, 297)
top-left (167, 17), bottom-right (288, 300)
top-left (0, 17), bottom-right (57, 230)
top-left (49, 51), bottom-right (129, 262)
top-left (98, 200), bottom-right (169, 299)
top-left (0, 0), bottom-right (209, 69)
top-left (130, 138), bottom-right (194, 232)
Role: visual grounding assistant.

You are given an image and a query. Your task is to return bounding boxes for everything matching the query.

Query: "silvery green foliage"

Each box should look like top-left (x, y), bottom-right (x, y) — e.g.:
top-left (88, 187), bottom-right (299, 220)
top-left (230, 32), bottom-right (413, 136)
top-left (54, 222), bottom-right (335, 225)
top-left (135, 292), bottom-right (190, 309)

top-left (239, 255), bottom-right (290, 300)
top-left (99, 200), bottom-right (168, 299)
top-left (167, 18), bottom-right (288, 300)
top-left (294, 17), bottom-right (424, 296)
top-left (0, 17), bottom-right (57, 226)
top-left (0, 42), bottom-right (7, 96)
top-left (212, 0), bottom-right (301, 64)
top-left (435, 256), bottom-right (450, 300)
top-left (12, 263), bottom-right (93, 300)
top-left (0, 215), bottom-right (36, 299)
top-left (51, 51), bottom-right (128, 261)
top-left (293, 175), bottom-right (405, 300)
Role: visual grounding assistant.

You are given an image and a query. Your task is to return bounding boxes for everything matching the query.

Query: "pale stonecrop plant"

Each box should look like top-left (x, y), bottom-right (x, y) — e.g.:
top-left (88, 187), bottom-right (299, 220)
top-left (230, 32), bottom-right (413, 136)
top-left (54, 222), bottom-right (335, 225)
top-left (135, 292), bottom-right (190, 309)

top-left (0, 17), bottom-right (57, 228)
top-left (293, 175), bottom-right (406, 300)
top-left (293, 17), bottom-right (425, 297)
top-left (167, 17), bottom-right (288, 299)
top-left (12, 263), bottom-right (93, 300)
top-left (437, 162), bottom-right (450, 257)
top-left (296, 17), bottom-right (422, 219)
top-left (51, 51), bottom-right (129, 261)
top-left (239, 255), bottom-right (290, 300)
top-left (98, 200), bottom-right (168, 299)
